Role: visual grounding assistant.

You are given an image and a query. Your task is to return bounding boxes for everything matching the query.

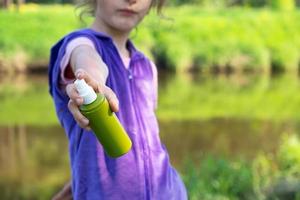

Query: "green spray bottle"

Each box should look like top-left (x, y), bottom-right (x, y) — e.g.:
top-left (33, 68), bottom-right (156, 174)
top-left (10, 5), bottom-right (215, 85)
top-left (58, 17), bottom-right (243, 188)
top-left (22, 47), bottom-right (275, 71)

top-left (74, 79), bottom-right (132, 158)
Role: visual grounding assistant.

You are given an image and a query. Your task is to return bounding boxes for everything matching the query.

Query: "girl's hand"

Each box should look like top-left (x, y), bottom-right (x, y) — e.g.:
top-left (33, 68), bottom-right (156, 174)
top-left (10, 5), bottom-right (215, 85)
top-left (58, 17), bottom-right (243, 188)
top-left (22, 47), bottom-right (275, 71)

top-left (66, 69), bottom-right (119, 130)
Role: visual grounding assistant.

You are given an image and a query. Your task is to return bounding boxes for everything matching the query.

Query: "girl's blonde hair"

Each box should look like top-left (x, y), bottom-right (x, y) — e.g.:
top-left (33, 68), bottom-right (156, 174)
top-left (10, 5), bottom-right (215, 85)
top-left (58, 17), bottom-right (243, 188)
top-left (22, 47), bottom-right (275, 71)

top-left (76, 0), bottom-right (166, 20)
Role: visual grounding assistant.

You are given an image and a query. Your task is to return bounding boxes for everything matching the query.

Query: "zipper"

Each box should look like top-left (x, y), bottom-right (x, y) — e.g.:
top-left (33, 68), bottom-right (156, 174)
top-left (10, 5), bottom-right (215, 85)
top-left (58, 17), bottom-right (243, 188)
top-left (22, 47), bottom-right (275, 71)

top-left (111, 40), bottom-right (151, 199)
top-left (127, 66), bottom-right (151, 200)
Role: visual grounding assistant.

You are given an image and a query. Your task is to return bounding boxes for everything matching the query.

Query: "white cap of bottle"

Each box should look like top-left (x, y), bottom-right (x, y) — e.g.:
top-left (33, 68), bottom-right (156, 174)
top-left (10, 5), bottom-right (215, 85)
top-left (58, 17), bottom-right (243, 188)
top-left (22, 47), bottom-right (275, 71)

top-left (74, 79), bottom-right (97, 105)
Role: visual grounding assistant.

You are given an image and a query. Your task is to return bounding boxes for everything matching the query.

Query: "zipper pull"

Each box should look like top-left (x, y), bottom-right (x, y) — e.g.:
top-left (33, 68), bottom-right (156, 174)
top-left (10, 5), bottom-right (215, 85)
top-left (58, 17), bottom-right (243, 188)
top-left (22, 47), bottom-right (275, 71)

top-left (128, 68), bottom-right (133, 80)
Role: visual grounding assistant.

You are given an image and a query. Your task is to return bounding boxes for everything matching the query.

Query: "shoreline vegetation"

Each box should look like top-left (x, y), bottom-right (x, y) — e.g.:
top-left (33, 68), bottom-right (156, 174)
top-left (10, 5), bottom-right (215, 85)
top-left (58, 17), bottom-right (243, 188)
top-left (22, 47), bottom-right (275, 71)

top-left (1, 4), bottom-right (300, 125)
top-left (0, 4), bottom-right (300, 75)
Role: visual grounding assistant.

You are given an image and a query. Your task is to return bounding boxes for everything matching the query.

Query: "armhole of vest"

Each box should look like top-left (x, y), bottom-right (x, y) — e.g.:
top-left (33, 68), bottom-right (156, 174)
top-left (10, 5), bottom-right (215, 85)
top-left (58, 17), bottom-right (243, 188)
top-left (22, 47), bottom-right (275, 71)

top-left (64, 31), bottom-right (110, 84)
top-left (69, 32), bottom-right (103, 58)
top-left (51, 32), bottom-right (101, 93)
top-left (60, 34), bottom-right (100, 82)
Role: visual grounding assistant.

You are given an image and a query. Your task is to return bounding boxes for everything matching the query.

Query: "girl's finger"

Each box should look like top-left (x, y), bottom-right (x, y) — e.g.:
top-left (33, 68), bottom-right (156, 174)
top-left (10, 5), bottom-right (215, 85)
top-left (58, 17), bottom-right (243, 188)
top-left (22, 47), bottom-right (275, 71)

top-left (75, 69), bottom-right (102, 93)
top-left (66, 84), bottom-right (83, 105)
top-left (67, 99), bottom-right (90, 128)
top-left (74, 69), bottom-right (118, 112)
top-left (103, 86), bottom-right (119, 112)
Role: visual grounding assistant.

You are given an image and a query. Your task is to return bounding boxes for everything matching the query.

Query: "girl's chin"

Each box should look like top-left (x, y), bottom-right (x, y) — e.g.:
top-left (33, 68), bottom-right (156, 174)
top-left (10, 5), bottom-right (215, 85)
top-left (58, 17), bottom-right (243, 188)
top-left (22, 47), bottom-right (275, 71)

top-left (113, 24), bottom-right (137, 33)
top-left (112, 19), bottom-right (140, 31)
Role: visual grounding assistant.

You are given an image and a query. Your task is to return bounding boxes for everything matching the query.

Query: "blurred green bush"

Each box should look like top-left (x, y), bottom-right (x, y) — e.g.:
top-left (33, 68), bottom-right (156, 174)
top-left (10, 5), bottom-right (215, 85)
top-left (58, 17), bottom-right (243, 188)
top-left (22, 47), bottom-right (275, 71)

top-left (269, 0), bottom-right (296, 10)
top-left (183, 133), bottom-right (300, 200)
top-left (143, 7), bottom-right (300, 73)
top-left (168, 0), bottom-right (297, 9)
top-left (1, 5), bottom-right (300, 74)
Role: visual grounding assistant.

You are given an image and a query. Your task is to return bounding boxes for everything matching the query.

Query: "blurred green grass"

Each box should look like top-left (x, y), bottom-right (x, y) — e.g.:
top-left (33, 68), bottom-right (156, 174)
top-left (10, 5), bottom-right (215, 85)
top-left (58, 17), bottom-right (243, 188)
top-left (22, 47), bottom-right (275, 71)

top-left (0, 4), bottom-right (81, 68)
top-left (0, 5), bottom-right (300, 73)
top-left (145, 6), bottom-right (300, 73)
top-left (183, 132), bottom-right (300, 200)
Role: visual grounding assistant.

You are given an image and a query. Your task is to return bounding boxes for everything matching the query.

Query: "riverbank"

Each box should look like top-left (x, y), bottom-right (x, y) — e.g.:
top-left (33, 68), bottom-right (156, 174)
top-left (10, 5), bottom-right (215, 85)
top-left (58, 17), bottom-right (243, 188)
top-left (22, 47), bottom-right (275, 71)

top-left (1, 4), bottom-right (300, 74)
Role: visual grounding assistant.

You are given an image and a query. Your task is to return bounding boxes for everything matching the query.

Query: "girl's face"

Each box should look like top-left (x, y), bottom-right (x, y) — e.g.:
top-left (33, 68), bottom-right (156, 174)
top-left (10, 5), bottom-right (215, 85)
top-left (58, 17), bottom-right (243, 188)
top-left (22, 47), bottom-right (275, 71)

top-left (95, 0), bottom-right (152, 33)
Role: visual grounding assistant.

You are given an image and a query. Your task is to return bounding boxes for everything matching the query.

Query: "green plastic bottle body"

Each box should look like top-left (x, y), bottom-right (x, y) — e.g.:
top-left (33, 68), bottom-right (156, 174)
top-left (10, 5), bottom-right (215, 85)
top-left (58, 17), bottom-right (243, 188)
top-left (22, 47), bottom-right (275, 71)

top-left (80, 95), bottom-right (132, 158)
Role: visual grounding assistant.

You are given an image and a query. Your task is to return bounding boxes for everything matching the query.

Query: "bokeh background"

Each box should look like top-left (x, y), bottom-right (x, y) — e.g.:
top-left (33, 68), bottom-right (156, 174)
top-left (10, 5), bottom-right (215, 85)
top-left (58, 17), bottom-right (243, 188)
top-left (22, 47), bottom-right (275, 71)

top-left (1, 0), bottom-right (300, 199)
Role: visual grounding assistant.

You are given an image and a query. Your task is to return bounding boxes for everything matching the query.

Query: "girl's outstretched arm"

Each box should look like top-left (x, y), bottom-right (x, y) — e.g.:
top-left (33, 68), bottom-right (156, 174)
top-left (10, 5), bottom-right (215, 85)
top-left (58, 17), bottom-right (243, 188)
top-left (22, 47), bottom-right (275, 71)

top-left (65, 45), bottom-right (119, 129)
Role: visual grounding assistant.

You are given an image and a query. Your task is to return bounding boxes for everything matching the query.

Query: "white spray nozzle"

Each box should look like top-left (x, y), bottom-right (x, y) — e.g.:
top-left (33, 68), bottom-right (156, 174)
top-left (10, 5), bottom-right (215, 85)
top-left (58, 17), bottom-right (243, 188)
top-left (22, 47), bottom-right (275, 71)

top-left (74, 79), bottom-right (97, 105)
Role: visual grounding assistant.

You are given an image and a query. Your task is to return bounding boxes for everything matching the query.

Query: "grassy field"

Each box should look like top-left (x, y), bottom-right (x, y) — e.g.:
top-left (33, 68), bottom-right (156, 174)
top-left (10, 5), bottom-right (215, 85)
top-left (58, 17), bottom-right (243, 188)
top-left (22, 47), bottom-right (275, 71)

top-left (0, 4), bottom-right (81, 71)
top-left (0, 4), bottom-right (300, 73)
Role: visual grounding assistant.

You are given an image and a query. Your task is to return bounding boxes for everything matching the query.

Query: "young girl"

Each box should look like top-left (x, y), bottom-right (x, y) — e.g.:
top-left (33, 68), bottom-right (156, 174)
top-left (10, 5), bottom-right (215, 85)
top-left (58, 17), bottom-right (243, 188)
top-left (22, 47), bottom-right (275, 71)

top-left (49, 0), bottom-right (187, 199)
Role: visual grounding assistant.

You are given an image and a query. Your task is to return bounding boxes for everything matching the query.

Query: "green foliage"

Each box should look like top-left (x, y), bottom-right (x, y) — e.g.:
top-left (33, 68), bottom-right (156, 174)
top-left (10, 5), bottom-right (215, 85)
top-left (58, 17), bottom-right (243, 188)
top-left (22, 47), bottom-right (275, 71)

top-left (142, 7), bottom-right (300, 73)
top-left (183, 157), bottom-right (254, 200)
top-left (277, 134), bottom-right (300, 177)
top-left (167, 0), bottom-right (297, 8)
top-left (183, 133), bottom-right (300, 199)
top-left (1, 5), bottom-right (300, 73)
top-left (0, 4), bottom-right (82, 68)
top-left (252, 133), bottom-right (300, 198)
top-left (268, 0), bottom-right (296, 10)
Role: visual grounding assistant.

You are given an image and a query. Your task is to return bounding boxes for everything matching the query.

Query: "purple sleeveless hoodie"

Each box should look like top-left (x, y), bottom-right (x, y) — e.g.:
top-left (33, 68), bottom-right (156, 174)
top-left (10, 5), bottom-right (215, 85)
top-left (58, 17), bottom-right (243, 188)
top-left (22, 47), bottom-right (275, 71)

top-left (48, 29), bottom-right (187, 200)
